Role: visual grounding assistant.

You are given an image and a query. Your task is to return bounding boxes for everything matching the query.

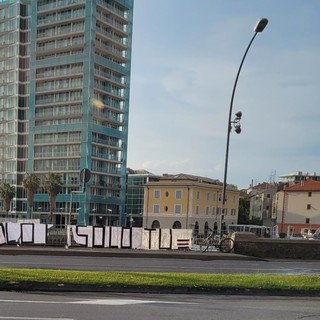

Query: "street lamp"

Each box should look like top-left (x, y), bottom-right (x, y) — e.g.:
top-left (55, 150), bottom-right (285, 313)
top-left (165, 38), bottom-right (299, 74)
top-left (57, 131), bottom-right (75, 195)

top-left (129, 214), bottom-right (134, 228)
top-left (220, 18), bottom-right (268, 235)
top-left (107, 209), bottom-right (112, 226)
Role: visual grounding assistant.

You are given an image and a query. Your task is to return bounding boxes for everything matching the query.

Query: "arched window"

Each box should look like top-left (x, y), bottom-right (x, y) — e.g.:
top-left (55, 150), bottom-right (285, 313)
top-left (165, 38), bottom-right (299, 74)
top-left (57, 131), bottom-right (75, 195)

top-left (194, 221), bottom-right (199, 237)
top-left (222, 222), bottom-right (227, 234)
top-left (213, 222), bottom-right (218, 234)
top-left (204, 221), bottom-right (209, 237)
top-left (172, 221), bottom-right (181, 229)
top-left (151, 220), bottom-right (160, 228)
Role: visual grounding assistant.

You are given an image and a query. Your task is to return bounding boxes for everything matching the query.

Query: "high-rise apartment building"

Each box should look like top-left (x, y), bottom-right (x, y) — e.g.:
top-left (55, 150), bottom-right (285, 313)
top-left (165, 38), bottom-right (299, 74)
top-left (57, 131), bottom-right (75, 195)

top-left (0, 0), bottom-right (134, 225)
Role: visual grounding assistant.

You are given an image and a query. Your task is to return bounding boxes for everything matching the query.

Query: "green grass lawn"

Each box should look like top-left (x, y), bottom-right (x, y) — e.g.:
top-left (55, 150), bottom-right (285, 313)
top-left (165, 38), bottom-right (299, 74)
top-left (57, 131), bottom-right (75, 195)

top-left (0, 268), bottom-right (319, 292)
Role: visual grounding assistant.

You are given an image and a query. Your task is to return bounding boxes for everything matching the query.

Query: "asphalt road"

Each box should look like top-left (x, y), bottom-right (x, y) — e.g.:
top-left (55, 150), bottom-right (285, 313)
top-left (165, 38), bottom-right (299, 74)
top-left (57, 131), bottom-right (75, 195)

top-left (1, 253), bottom-right (320, 274)
top-left (1, 291), bottom-right (320, 320)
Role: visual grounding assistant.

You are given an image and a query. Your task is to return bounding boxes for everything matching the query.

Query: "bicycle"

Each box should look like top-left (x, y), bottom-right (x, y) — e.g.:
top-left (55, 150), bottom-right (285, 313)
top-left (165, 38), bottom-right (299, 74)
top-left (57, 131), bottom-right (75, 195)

top-left (201, 228), bottom-right (234, 253)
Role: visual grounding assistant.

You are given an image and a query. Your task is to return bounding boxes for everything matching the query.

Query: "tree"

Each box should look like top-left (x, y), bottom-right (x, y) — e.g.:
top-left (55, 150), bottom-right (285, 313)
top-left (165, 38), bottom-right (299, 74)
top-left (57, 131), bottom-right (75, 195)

top-left (238, 194), bottom-right (263, 225)
top-left (238, 195), bottom-right (251, 224)
top-left (22, 173), bottom-right (40, 219)
top-left (43, 172), bottom-right (63, 224)
top-left (0, 182), bottom-right (16, 216)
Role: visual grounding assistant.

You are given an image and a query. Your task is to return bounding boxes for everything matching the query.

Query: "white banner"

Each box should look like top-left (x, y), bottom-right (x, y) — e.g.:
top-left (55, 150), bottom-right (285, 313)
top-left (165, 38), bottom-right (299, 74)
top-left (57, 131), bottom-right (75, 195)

top-left (0, 222), bottom-right (51, 245)
top-left (0, 222), bottom-right (192, 250)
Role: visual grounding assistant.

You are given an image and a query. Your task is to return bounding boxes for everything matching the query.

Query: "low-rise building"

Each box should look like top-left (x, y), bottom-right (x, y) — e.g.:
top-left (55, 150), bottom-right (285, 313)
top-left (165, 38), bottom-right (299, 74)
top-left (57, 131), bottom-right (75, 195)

top-left (279, 171), bottom-right (320, 185)
top-left (273, 179), bottom-right (320, 236)
top-left (248, 182), bottom-right (278, 226)
top-left (143, 173), bottom-right (240, 235)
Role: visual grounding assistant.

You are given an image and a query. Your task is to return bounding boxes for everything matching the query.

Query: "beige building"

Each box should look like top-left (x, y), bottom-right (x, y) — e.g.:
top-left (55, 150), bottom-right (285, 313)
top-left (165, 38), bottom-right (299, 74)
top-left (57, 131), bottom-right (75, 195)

top-left (143, 173), bottom-right (240, 235)
top-left (248, 182), bottom-right (278, 225)
top-left (273, 180), bottom-right (320, 235)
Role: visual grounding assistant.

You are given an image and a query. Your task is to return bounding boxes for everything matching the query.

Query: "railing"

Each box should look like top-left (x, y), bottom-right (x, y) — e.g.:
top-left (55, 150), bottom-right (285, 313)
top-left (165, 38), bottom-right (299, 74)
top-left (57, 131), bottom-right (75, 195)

top-left (38, 0), bottom-right (86, 12)
top-left (96, 0), bottom-right (128, 19)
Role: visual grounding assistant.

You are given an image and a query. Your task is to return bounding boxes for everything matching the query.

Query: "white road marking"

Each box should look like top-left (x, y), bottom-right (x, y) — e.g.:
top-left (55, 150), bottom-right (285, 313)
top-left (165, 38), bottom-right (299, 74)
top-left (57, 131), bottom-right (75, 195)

top-left (72, 299), bottom-right (194, 305)
top-left (72, 299), bottom-right (158, 305)
top-left (0, 298), bottom-right (195, 306)
top-left (0, 317), bottom-right (73, 320)
top-left (0, 299), bottom-right (62, 304)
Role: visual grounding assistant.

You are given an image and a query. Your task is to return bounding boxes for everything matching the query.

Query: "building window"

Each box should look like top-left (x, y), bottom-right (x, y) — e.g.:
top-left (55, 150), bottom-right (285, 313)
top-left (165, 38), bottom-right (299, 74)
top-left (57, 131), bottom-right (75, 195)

top-left (231, 209), bottom-right (236, 216)
top-left (176, 190), bottom-right (182, 199)
top-left (306, 218), bottom-right (310, 224)
top-left (212, 207), bottom-right (215, 215)
top-left (153, 204), bottom-right (160, 213)
top-left (196, 191), bottom-right (200, 200)
top-left (307, 204), bottom-right (311, 210)
top-left (206, 206), bottom-right (209, 215)
top-left (154, 190), bottom-right (160, 199)
top-left (151, 220), bottom-right (160, 228)
top-left (172, 221), bottom-right (181, 229)
top-left (175, 205), bottom-right (181, 214)
top-left (213, 193), bottom-right (216, 201)
top-left (308, 192), bottom-right (312, 197)
top-left (207, 193), bottom-right (210, 201)
top-left (196, 206), bottom-right (199, 215)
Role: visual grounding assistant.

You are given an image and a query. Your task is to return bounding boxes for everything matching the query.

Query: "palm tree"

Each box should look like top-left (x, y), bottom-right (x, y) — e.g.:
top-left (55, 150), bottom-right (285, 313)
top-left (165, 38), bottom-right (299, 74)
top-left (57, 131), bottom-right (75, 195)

top-left (0, 182), bottom-right (16, 217)
top-left (22, 173), bottom-right (40, 219)
top-left (43, 172), bottom-right (63, 224)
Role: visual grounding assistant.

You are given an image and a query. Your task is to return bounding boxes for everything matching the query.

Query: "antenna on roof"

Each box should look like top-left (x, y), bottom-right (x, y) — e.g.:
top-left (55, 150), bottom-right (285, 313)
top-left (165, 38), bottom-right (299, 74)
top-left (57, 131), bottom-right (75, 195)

top-left (269, 169), bottom-right (276, 184)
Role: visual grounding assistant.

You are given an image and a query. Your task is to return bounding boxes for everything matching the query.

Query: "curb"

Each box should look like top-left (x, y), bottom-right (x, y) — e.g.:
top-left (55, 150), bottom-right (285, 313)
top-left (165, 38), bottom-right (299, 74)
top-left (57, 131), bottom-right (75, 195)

top-left (0, 245), bottom-right (264, 261)
top-left (1, 281), bottom-right (318, 297)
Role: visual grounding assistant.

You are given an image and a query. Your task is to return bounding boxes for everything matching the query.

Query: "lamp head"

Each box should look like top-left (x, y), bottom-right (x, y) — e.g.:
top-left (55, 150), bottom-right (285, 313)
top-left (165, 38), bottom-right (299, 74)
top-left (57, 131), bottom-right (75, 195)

top-left (254, 18), bottom-right (268, 33)
top-left (235, 126), bottom-right (241, 134)
top-left (235, 111), bottom-right (242, 119)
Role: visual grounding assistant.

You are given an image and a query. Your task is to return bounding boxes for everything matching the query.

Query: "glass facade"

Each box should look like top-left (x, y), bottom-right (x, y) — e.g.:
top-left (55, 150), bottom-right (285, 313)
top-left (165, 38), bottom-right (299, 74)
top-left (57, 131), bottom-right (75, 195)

top-left (0, 0), bottom-right (133, 225)
top-left (126, 170), bottom-right (159, 227)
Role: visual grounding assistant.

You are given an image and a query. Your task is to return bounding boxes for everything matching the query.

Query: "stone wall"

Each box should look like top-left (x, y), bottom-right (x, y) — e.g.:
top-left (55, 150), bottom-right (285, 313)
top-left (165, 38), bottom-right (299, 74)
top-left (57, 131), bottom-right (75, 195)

top-left (234, 237), bottom-right (320, 259)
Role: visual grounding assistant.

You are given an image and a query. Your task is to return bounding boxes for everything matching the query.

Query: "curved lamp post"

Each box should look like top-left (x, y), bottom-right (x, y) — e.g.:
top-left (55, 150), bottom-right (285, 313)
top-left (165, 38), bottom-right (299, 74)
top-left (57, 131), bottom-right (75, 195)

top-left (220, 18), bottom-right (268, 235)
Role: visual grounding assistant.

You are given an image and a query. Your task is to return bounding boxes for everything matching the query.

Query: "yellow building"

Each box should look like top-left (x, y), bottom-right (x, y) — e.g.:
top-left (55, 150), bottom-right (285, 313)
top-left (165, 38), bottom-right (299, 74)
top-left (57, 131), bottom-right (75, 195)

top-left (143, 173), bottom-right (239, 235)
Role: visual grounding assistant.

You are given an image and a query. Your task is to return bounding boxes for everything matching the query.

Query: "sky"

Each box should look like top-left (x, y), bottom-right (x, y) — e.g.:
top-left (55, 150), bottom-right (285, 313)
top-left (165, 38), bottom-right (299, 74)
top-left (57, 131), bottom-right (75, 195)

top-left (127, 0), bottom-right (320, 189)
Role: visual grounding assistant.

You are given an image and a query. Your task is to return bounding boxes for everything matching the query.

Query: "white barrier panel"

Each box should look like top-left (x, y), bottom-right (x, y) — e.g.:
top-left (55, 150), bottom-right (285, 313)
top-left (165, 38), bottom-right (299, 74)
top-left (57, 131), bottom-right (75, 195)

top-left (71, 226), bottom-right (144, 249)
top-left (34, 224), bottom-right (48, 244)
top-left (172, 229), bottom-right (192, 250)
top-left (70, 226), bottom-right (192, 250)
top-left (0, 223), bottom-right (5, 244)
top-left (6, 223), bottom-right (21, 242)
top-left (0, 222), bottom-right (51, 245)
top-left (0, 222), bottom-right (192, 250)
top-left (131, 228), bottom-right (144, 249)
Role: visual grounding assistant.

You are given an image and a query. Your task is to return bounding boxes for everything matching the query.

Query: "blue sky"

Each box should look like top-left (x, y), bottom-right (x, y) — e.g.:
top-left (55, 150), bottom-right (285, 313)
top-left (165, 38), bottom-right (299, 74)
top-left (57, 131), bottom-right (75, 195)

top-left (127, 0), bottom-right (320, 189)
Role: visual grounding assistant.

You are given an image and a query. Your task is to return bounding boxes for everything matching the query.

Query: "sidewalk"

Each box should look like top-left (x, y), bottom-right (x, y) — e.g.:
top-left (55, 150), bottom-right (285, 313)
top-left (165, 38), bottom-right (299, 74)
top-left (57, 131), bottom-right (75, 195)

top-left (0, 245), bottom-right (262, 261)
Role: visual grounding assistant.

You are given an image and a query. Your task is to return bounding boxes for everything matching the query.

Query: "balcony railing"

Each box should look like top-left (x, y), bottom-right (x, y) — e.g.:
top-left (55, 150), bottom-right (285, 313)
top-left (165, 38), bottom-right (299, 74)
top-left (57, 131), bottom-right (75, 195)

top-left (37, 0), bottom-right (86, 12)
top-left (96, 0), bottom-right (129, 20)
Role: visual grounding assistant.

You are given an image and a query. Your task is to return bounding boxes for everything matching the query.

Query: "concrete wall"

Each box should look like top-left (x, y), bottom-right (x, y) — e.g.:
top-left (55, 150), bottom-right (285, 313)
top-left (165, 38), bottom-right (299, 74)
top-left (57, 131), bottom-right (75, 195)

top-left (234, 237), bottom-right (320, 259)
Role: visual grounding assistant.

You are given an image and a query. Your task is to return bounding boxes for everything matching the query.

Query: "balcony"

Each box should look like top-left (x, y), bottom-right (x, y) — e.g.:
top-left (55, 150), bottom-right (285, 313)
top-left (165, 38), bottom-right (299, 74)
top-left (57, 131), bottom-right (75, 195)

top-left (96, 0), bottom-right (129, 21)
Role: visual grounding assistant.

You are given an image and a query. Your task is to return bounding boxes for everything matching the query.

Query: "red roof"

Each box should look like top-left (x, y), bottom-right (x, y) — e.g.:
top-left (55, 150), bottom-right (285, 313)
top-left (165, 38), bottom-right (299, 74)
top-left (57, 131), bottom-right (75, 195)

top-left (252, 182), bottom-right (273, 190)
top-left (286, 180), bottom-right (320, 192)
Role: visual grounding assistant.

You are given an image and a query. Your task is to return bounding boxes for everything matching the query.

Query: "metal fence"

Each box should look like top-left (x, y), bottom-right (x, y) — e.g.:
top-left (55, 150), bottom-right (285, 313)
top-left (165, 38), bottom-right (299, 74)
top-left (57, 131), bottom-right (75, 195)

top-left (46, 225), bottom-right (69, 247)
